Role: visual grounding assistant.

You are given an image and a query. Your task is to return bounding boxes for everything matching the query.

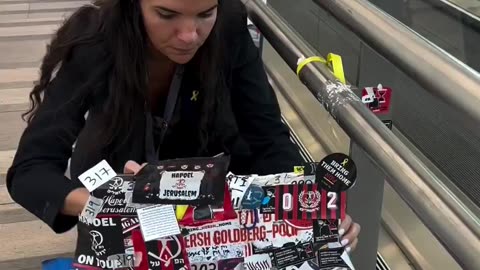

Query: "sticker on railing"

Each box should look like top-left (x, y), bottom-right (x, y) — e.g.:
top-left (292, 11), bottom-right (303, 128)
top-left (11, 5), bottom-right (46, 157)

top-left (361, 84), bottom-right (392, 114)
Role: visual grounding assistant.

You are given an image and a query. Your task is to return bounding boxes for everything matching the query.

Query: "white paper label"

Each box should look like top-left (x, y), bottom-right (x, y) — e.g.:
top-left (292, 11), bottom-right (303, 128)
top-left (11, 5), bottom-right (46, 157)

top-left (78, 160), bottom-right (117, 192)
top-left (80, 196), bottom-right (104, 224)
top-left (159, 171), bottom-right (204, 200)
top-left (227, 173), bottom-right (254, 209)
top-left (251, 173), bottom-right (305, 186)
top-left (187, 244), bottom-right (245, 263)
top-left (137, 205), bottom-right (180, 242)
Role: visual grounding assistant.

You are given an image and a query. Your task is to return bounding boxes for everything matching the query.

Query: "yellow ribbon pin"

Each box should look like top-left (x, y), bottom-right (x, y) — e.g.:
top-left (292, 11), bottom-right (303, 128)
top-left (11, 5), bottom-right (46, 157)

top-left (341, 158), bottom-right (349, 167)
top-left (191, 90), bottom-right (200, 102)
top-left (294, 166), bottom-right (305, 175)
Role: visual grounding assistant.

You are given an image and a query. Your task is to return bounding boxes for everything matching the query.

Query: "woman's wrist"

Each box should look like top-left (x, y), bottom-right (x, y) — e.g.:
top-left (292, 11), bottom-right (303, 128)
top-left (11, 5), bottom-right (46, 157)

top-left (62, 187), bottom-right (90, 216)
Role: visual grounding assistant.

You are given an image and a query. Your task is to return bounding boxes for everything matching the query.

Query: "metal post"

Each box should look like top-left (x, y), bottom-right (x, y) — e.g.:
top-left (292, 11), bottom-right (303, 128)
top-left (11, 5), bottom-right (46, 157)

top-left (348, 82), bottom-right (394, 269)
top-left (241, 0), bottom-right (480, 269)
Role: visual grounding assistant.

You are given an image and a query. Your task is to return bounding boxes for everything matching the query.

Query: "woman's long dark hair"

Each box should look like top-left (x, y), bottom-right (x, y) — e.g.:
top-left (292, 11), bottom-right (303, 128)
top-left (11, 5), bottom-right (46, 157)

top-left (22, 0), bottom-right (232, 157)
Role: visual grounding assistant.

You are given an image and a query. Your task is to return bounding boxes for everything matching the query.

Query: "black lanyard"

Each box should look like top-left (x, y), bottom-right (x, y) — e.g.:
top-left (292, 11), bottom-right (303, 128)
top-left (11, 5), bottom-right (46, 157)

top-left (144, 65), bottom-right (185, 164)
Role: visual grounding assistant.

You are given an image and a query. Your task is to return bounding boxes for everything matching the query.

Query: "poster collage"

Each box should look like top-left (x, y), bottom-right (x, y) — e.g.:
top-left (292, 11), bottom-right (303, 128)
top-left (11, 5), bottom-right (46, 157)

top-left (73, 151), bottom-right (357, 270)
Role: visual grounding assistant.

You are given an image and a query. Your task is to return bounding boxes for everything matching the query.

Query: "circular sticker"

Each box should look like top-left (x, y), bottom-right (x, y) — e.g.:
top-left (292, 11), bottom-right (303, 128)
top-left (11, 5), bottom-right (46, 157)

top-left (240, 184), bottom-right (264, 209)
top-left (315, 153), bottom-right (357, 192)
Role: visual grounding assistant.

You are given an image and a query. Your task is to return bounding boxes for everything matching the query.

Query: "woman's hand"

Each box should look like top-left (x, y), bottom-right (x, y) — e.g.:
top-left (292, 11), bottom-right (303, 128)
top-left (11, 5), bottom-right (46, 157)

top-left (62, 187), bottom-right (90, 216)
top-left (339, 214), bottom-right (361, 253)
top-left (61, 160), bottom-right (145, 217)
top-left (124, 160), bottom-right (147, 175)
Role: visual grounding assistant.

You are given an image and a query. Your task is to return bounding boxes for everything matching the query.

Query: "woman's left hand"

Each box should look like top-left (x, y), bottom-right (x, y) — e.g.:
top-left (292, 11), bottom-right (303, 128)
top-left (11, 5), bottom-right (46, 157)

top-left (338, 214), bottom-right (361, 253)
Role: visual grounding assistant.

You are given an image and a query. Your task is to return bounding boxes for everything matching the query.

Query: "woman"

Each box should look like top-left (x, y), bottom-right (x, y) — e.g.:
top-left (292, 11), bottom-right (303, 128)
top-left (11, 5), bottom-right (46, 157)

top-left (6, 0), bottom-right (360, 252)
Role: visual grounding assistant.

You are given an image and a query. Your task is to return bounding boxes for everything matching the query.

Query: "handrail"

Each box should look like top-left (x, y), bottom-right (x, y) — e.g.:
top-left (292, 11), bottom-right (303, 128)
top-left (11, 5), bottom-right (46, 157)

top-left (240, 0), bottom-right (480, 269)
top-left (312, 0), bottom-right (480, 126)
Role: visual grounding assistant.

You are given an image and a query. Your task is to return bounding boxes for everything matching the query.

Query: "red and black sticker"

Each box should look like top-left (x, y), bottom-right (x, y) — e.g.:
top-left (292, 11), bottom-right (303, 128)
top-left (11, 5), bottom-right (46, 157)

top-left (259, 185), bottom-right (346, 221)
top-left (316, 153), bottom-right (357, 192)
top-left (144, 235), bottom-right (191, 270)
top-left (361, 85), bottom-right (392, 114)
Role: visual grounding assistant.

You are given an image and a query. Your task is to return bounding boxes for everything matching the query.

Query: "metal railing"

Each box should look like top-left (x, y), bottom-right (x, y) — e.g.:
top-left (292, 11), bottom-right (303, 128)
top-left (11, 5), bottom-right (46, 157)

top-left (240, 0), bottom-right (480, 269)
top-left (313, 0), bottom-right (480, 126)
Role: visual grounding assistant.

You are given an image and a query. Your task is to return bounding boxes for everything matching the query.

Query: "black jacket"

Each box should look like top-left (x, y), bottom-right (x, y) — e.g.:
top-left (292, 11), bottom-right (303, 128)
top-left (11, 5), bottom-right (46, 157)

top-left (6, 3), bottom-right (303, 234)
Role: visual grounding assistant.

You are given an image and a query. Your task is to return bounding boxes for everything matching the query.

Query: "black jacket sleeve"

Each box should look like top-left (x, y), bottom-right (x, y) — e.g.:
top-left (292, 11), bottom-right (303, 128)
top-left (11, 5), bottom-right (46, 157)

top-left (230, 24), bottom-right (304, 175)
top-left (6, 45), bottom-right (98, 233)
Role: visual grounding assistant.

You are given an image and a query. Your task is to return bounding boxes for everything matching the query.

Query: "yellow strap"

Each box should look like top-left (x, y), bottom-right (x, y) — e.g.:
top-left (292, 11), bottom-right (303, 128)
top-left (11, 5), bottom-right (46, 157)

top-left (296, 53), bottom-right (346, 84)
top-left (176, 205), bottom-right (188, 220)
top-left (296, 56), bottom-right (326, 76)
top-left (327, 53), bottom-right (346, 84)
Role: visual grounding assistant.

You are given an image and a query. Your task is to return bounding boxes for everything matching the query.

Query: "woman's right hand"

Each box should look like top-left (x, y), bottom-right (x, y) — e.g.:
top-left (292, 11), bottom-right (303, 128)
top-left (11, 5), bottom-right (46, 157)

top-left (62, 160), bottom-right (145, 217)
top-left (62, 187), bottom-right (90, 216)
top-left (123, 160), bottom-right (146, 175)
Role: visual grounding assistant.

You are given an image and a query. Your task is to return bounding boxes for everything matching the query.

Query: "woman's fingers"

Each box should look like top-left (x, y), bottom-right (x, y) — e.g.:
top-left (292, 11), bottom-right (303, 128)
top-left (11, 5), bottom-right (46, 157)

top-left (341, 222), bottom-right (361, 250)
top-left (338, 214), bottom-right (361, 253)
top-left (338, 214), bottom-right (352, 236)
top-left (124, 161), bottom-right (147, 175)
top-left (346, 237), bottom-right (358, 253)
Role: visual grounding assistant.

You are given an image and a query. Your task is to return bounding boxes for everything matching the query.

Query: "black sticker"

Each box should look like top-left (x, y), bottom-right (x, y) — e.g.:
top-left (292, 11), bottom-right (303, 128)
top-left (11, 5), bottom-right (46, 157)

top-left (317, 247), bottom-right (349, 269)
top-left (299, 162), bottom-right (318, 177)
top-left (132, 156), bottom-right (230, 206)
top-left (315, 153), bottom-right (357, 192)
top-left (313, 219), bottom-right (339, 247)
top-left (92, 176), bottom-right (137, 217)
top-left (269, 242), bottom-right (316, 269)
top-left (383, 120), bottom-right (393, 130)
top-left (74, 217), bottom-right (125, 269)
top-left (192, 205), bottom-right (214, 221)
top-left (259, 187), bottom-right (277, 214)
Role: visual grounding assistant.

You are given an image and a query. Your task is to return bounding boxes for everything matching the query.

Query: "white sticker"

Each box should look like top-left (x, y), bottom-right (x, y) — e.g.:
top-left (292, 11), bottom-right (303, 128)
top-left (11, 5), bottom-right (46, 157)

top-left (188, 244), bottom-right (245, 263)
top-left (159, 171), bottom-right (204, 200)
top-left (137, 205), bottom-right (180, 242)
top-left (78, 160), bottom-right (117, 192)
top-left (243, 254), bottom-right (273, 270)
top-left (122, 180), bottom-right (135, 193)
top-left (341, 250), bottom-right (356, 270)
top-left (227, 173), bottom-right (254, 209)
top-left (80, 196), bottom-right (104, 224)
top-left (251, 173), bottom-right (303, 186)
